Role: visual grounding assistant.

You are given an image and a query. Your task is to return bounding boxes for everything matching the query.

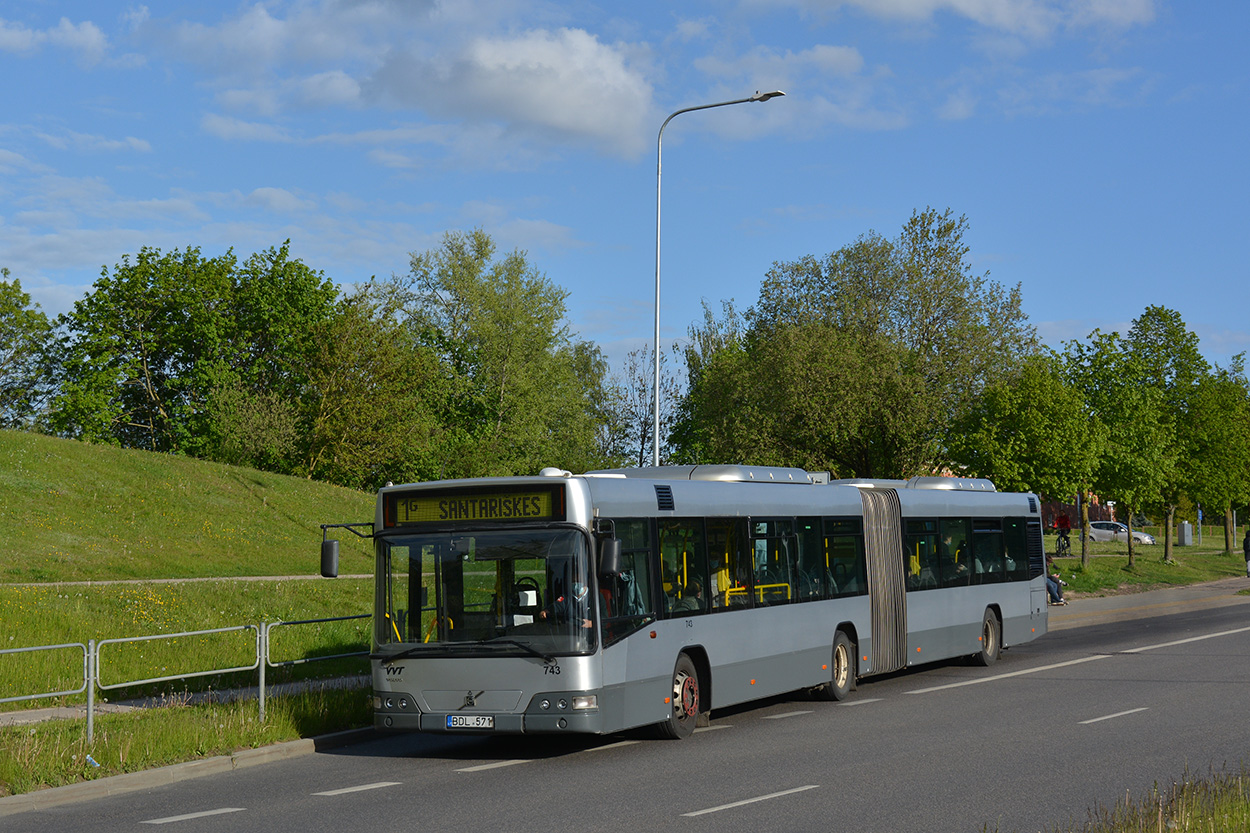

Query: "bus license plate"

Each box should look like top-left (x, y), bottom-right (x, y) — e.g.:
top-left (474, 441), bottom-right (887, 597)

top-left (447, 714), bottom-right (494, 730)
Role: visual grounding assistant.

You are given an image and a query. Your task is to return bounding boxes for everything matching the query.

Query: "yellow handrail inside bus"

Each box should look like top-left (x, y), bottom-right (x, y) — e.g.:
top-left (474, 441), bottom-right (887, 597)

top-left (423, 615), bottom-right (453, 642)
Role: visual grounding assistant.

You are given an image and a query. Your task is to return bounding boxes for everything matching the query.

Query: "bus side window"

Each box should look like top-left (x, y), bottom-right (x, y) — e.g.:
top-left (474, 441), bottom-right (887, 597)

top-left (823, 517), bottom-right (865, 599)
top-left (905, 519), bottom-right (939, 591)
top-left (972, 518), bottom-right (1004, 584)
top-left (600, 519), bottom-right (656, 648)
top-left (659, 519), bottom-right (709, 617)
top-left (796, 518), bottom-right (825, 600)
top-left (707, 518), bottom-right (749, 610)
top-left (1004, 518), bottom-right (1030, 581)
top-left (750, 519), bottom-right (795, 606)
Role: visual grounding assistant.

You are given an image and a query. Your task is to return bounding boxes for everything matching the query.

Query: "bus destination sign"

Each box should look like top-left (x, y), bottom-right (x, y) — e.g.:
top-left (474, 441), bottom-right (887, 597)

top-left (387, 487), bottom-right (563, 527)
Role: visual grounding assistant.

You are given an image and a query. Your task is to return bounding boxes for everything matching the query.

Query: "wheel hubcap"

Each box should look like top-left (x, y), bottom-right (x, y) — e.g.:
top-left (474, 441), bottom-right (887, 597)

top-left (674, 672), bottom-right (698, 719)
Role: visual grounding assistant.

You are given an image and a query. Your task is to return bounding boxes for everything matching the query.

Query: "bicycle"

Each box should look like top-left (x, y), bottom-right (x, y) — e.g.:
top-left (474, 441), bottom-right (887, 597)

top-left (1053, 530), bottom-right (1071, 558)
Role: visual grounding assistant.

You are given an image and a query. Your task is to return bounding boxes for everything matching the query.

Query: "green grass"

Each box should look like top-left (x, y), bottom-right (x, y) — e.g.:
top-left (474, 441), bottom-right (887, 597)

top-left (0, 686), bottom-right (371, 797)
top-left (0, 430), bottom-right (380, 794)
top-left (0, 429), bottom-right (375, 582)
top-left (1, 579), bottom-right (374, 713)
top-left (1044, 533), bottom-right (1246, 596)
top-left (1031, 767), bottom-right (1250, 833)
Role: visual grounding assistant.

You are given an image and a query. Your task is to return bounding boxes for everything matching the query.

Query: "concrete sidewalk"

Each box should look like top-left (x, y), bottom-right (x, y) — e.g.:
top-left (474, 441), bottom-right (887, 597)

top-left (1047, 575), bottom-right (1250, 631)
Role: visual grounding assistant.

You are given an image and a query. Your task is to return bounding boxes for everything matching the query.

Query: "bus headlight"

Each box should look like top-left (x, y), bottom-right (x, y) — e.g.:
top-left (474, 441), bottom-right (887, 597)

top-left (572, 695), bottom-right (597, 710)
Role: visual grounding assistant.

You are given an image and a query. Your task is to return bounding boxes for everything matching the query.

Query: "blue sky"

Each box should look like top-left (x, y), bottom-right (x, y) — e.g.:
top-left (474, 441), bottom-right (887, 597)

top-left (2, 1), bottom-right (1247, 376)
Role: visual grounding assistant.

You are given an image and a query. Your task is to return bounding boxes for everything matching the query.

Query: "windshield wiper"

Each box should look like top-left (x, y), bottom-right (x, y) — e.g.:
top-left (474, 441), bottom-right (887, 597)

top-left (483, 638), bottom-right (555, 663)
top-left (371, 644), bottom-right (461, 662)
top-left (373, 639), bottom-right (555, 663)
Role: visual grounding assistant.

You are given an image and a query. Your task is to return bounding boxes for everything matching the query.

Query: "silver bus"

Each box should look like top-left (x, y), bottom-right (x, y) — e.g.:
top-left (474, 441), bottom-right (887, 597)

top-left (320, 465), bottom-right (1047, 739)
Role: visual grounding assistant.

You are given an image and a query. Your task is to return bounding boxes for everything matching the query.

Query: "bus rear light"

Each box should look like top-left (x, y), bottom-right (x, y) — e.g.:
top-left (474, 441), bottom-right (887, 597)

top-left (572, 695), bottom-right (597, 710)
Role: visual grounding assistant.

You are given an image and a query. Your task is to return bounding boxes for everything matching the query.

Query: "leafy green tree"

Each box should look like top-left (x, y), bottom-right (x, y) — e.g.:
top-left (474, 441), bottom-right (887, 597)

top-left (1186, 357), bottom-right (1250, 555)
top-left (674, 208), bottom-right (1038, 477)
top-left (48, 243), bottom-right (337, 463)
top-left (0, 269), bottom-right (53, 428)
top-left (1064, 331), bottom-right (1176, 567)
top-left (1125, 306), bottom-right (1209, 561)
top-left (397, 229), bottom-right (613, 478)
top-left (299, 282), bottom-right (443, 489)
top-left (950, 352), bottom-right (1105, 499)
top-left (48, 247), bottom-right (235, 451)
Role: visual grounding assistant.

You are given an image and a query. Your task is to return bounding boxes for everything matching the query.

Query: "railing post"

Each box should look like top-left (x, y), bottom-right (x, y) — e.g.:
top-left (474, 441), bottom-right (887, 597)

top-left (258, 623), bottom-right (267, 723)
top-left (86, 639), bottom-right (95, 745)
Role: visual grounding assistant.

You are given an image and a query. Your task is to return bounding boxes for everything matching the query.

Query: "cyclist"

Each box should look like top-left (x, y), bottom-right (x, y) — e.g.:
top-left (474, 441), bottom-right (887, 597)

top-left (1054, 512), bottom-right (1072, 557)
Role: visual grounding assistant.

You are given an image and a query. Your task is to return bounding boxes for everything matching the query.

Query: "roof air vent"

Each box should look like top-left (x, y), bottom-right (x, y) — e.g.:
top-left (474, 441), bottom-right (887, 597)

top-left (655, 485), bottom-right (675, 511)
top-left (1028, 496), bottom-right (1038, 513)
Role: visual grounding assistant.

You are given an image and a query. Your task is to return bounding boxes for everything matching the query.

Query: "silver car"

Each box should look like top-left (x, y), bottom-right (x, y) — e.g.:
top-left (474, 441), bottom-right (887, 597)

top-left (1088, 520), bottom-right (1155, 544)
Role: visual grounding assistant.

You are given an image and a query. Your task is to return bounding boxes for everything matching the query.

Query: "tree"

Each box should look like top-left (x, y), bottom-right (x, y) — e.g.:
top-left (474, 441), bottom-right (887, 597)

top-left (950, 352), bottom-right (1105, 499)
top-left (1064, 331), bottom-right (1176, 568)
top-left (1186, 357), bottom-right (1250, 555)
top-left (1125, 306), bottom-right (1208, 561)
top-left (47, 243), bottom-right (338, 463)
top-left (673, 208), bottom-right (1038, 476)
top-left (397, 229), bottom-right (613, 478)
top-left (606, 343), bottom-right (681, 467)
top-left (0, 269), bottom-right (53, 428)
top-left (300, 282), bottom-right (443, 489)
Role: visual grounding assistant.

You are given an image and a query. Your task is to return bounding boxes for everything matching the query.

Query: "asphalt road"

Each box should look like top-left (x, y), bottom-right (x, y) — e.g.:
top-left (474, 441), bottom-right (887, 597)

top-left (6, 588), bottom-right (1250, 833)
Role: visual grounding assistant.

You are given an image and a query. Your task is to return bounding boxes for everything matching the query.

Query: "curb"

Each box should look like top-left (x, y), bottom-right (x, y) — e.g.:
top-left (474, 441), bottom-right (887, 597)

top-left (0, 727), bottom-right (377, 818)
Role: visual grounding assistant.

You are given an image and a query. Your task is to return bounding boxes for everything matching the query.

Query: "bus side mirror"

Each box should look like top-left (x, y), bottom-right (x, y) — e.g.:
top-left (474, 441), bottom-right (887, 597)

top-left (598, 538), bottom-right (621, 576)
top-left (321, 539), bottom-right (339, 578)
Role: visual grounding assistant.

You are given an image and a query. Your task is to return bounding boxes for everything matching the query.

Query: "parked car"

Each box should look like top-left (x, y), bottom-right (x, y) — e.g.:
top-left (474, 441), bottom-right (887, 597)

top-left (1088, 520), bottom-right (1155, 544)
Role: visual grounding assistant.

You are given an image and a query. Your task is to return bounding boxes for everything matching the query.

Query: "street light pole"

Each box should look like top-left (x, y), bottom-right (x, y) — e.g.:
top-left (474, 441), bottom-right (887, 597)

top-left (652, 90), bottom-right (784, 467)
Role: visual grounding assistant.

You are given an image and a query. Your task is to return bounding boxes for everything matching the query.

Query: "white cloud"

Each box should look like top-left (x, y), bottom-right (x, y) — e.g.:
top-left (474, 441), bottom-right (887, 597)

top-left (749, 0), bottom-right (1156, 39)
top-left (368, 27), bottom-right (653, 157)
top-left (35, 130), bottom-right (152, 153)
top-left (0, 18), bottom-right (40, 53)
top-left (0, 15), bottom-right (109, 64)
top-left (201, 113), bottom-right (293, 142)
top-left (246, 187), bottom-right (316, 213)
top-left (294, 71), bottom-right (362, 107)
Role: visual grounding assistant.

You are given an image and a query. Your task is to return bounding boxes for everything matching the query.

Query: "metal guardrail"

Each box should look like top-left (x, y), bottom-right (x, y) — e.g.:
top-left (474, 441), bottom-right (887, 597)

top-left (259, 615), bottom-right (370, 721)
top-left (1, 616), bottom-right (369, 742)
top-left (0, 642), bottom-right (89, 705)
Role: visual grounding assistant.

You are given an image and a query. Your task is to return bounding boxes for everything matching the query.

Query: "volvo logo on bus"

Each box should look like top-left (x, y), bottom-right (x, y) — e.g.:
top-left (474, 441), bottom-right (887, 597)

top-left (461, 690), bottom-right (483, 709)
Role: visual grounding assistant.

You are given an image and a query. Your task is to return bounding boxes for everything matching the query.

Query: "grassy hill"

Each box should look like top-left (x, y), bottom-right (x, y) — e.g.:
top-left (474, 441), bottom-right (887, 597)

top-left (0, 429), bottom-right (376, 583)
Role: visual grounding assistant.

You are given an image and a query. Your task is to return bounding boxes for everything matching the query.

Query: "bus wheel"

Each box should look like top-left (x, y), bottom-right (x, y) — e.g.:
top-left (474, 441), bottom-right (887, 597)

top-left (658, 654), bottom-right (700, 739)
top-left (813, 631), bottom-right (855, 701)
top-left (972, 609), bottom-right (1001, 667)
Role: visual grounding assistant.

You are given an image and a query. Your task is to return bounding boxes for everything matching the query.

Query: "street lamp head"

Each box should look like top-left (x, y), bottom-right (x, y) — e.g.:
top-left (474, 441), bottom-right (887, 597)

top-left (750, 90), bottom-right (786, 102)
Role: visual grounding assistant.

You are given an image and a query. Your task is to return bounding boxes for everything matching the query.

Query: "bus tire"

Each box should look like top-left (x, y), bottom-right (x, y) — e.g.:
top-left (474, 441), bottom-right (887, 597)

top-left (813, 631), bottom-right (855, 701)
top-left (971, 608), bottom-right (1001, 667)
top-left (657, 654), bottom-right (700, 739)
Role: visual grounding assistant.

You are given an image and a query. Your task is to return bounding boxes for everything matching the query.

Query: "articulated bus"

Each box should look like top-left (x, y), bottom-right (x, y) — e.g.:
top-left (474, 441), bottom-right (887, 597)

top-left (319, 465), bottom-right (1048, 739)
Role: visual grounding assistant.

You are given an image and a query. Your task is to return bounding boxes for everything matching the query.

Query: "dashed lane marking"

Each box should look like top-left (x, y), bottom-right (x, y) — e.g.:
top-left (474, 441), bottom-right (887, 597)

top-left (140, 808), bottom-right (246, 824)
top-left (683, 785), bottom-right (820, 817)
top-left (313, 782), bottom-right (401, 796)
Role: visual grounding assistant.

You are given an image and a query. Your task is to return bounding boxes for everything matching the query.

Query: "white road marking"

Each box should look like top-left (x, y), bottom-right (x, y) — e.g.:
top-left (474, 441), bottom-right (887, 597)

top-left (1080, 707), bottom-right (1149, 725)
top-left (905, 655), bottom-right (1112, 694)
top-left (141, 808), bottom-right (245, 824)
top-left (904, 623), bottom-right (1250, 695)
top-left (683, 785), bottom-right (820, 817)
top-left (837, 698), bottom-right (883, 706)
top-left (455, 759), bottom-right (530, 772)
top-left (588, 740), bottom-right (641, 751)
top-left (694, 724), bottom-right (730, 733)
top-left (763, 710), bottom-right (813, 720)
top-left (312, 781), bottom-right (401, 796)
top-left (1122, 625), bottom-right (1250, 653)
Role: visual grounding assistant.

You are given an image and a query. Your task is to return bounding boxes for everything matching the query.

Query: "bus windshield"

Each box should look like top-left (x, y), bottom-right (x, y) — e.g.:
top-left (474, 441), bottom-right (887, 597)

top-left (376, 528), bottom-right (595, 657)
